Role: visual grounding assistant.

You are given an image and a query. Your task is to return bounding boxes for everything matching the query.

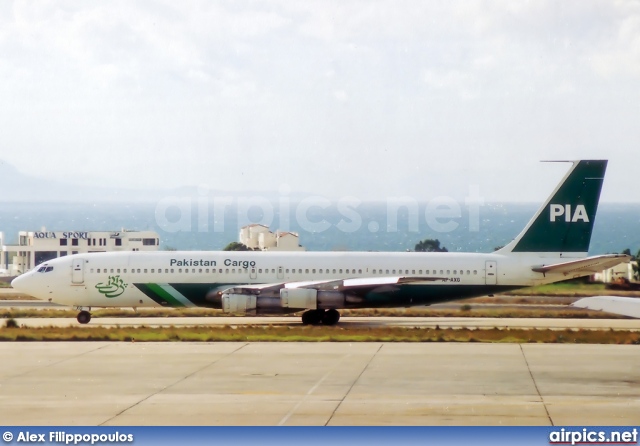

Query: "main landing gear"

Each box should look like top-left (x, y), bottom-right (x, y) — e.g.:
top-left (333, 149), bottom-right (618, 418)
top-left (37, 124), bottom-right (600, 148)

top-left (76, 310), bottom-right (92, 324)
top-left (301, 309), bottom-right (341, 326)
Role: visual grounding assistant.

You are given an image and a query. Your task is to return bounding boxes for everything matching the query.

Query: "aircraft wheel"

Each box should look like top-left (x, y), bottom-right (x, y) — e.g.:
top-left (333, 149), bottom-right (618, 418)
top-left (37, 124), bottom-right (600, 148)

top-left (322, 309), bottom-right (340, 326)
top-left (77, 310), bottom-right (91, 325)
top-left (301, 309), bottom-right (324, 325)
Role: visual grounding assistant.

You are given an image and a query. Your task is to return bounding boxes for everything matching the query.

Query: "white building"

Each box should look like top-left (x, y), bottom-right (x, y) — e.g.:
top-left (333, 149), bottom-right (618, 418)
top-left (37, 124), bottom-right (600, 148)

top-left (1, 229), bottom-right (160, 276)
top-left (239, 224), bottom-right (305, 251)
top-left (593, 261), bottom-right (637, 283)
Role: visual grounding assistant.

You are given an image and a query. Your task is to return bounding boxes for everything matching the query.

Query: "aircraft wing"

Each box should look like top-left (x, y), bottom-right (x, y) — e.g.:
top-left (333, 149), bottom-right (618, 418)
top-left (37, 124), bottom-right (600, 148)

top-left (531, 254), bottom-right (631, 276)
top-left (223, 276), bottom-right (445, 294)
top-left (572, 296), bottom-right (640, 319)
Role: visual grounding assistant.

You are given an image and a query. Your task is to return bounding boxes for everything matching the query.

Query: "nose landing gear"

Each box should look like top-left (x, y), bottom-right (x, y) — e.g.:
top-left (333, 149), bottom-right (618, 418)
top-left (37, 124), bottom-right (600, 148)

top-left (76, 310), bottom-right (92, 324)
top-left (301, 309), bottom-right (341, 326)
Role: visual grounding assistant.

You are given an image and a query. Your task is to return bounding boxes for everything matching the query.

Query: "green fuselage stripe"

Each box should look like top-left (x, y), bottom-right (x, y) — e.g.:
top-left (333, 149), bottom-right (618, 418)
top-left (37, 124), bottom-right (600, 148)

top-left (146, 283), bottom-right (186, 308)
top-left (135, 282), bottom-right (523, 311)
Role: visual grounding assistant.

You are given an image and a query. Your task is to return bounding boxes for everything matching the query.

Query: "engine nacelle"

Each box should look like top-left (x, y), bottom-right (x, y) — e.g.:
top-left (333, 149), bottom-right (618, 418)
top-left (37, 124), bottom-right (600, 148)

top-left (280, 288), bottom-right (317, 309)
top-left (317, 290), bottom-right (347, 308)
top-left (221, 293), bottom-right (257, 314)
top-left (216, 287), bottom-right (353, 314)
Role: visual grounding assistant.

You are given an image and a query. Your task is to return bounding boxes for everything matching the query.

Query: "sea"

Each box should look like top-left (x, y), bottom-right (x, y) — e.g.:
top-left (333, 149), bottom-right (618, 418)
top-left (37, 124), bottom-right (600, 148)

top-left (0, 201), bottom-right (638, 255)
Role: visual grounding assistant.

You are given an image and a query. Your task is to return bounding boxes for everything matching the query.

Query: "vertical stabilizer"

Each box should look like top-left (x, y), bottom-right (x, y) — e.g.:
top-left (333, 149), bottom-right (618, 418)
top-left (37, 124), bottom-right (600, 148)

top-left (498, 160), bottom-right (607, 256)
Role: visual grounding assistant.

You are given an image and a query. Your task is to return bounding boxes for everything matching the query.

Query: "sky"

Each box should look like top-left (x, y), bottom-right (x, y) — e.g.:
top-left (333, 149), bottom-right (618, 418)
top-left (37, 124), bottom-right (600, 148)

top-left (1, 1), bottom-right (639, 203)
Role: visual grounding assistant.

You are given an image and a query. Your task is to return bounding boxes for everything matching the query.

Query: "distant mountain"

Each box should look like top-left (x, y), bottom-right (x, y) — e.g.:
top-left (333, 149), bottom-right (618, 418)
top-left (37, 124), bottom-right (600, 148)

top-left (0, 160), bottom-right (165, 203)
top-left (0, 160), bottom-right (306, 203)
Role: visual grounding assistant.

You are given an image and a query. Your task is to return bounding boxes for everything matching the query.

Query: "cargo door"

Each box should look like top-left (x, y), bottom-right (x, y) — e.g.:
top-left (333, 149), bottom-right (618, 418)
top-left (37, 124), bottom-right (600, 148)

top-left (72, 258), bottom-right (84, 284)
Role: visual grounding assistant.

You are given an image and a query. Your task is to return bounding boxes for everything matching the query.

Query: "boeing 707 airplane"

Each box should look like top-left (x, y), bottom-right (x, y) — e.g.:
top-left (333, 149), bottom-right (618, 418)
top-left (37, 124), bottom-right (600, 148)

top-left (11, 160), bottom-right (631, 325)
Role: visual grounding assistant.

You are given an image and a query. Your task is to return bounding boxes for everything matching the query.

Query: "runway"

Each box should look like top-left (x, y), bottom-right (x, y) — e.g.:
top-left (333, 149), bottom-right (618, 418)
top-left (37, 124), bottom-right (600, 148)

top-left (10, 315), bottom-right (640, 330)
top-left (0, 342), bottom-right (638, 426)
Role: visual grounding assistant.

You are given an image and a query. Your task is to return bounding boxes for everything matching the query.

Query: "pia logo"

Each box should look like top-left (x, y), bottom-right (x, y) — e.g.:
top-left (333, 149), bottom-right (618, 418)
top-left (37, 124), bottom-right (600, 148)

top-left (549, 204), bottom-right (589, 222)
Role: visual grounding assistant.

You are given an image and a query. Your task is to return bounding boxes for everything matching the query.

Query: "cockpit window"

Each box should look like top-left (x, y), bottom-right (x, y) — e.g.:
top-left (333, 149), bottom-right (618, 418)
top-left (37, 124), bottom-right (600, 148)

top-left (37, 267), bottom-right (46, 272)
top-left (45, 266), bottom-right (54, 272)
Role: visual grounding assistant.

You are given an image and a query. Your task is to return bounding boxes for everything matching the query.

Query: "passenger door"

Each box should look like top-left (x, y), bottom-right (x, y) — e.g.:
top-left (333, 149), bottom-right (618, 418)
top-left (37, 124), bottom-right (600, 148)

top-left (485, 260), bottom-right (497, 285)
top-left (71, 258), bottom-right (84, 284)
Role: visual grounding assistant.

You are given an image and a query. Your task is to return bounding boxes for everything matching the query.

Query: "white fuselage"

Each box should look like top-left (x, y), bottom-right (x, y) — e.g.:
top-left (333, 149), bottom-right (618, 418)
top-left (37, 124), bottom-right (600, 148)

top-left (12, 249), bottom-right (571, 311)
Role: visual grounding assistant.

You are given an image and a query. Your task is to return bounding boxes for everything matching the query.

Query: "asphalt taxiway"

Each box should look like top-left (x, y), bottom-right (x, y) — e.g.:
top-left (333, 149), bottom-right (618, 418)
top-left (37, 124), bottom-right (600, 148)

top-left (0, 342), bottom-right (638, 426)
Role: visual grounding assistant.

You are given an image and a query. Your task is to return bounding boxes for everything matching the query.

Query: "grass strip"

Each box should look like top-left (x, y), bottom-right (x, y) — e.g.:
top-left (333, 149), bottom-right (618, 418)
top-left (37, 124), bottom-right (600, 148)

top-left (0, 325), bottom-right (638, 344)
top-left (0, 307), bottom-right (627, 319)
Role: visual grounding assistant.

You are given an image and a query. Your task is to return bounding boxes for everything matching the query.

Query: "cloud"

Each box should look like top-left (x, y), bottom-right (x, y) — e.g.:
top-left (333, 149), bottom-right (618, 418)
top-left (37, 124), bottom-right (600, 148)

top-left (588, 7), bottom-right (640, 78)
top-left (0, 1), bottom-right (638, 201)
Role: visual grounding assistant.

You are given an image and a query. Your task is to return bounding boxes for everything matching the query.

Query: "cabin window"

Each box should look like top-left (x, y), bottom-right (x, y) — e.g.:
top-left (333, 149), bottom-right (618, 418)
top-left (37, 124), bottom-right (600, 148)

top-left (332, 269), bottom-right (336, 274)
top-left (440, 270), bottom-right (443, 274)
top-left (178, 269), bottom-right (182, 273)
top-left (419, 270), bottom-right (422, 274)
top-left (473, 270), bottom-right (478, 275)
top-left (304, 269), bottom-right (308, 273)
top-left (258, 269), bottom-right (262, 273)
top-left (312, 269), bottom-right (316, 273)
top-left (392, 269), bottom-right (396, 274)
top-left (225, 269), bottom-right (229, 273)
top-left (232, 269), bottom-right (236, 274)
top-left (117, 269), bottom-right (121, 273)
top-left (467, 270), bottom-right (470, 275)
top-left (90, 268), bottom-right (94, 273)
top-left (358, 269), bottom-right (362, 274)
top-left (144, 269), bottom-right (148, 273)
top-left (453, 270), bottom-right (457, 275)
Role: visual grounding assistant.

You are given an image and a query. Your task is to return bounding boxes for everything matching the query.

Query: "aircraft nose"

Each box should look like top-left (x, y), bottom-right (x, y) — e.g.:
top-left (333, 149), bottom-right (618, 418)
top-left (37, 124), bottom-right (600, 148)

top-left (11, 272), bottom-right (42, 299)
top-left (11, 274), bottom-right (26, 291)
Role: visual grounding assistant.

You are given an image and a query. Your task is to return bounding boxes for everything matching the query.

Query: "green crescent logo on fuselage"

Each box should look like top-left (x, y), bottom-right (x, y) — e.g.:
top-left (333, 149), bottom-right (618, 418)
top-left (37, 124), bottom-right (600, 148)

top-left (95, 275), bottom-right (128, 298)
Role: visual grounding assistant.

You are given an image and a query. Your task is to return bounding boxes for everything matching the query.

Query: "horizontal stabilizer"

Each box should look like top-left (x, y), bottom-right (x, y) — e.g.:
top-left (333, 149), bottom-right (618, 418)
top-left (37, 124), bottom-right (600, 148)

top-left (531, 254), bottom-right (631, 276)
top-left (572, 296), bottom-right (640, 319)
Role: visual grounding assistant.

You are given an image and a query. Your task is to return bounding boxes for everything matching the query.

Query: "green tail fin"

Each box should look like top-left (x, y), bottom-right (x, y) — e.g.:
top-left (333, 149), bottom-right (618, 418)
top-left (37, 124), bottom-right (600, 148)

top-left (500, 160), bottom-right (607, 255)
